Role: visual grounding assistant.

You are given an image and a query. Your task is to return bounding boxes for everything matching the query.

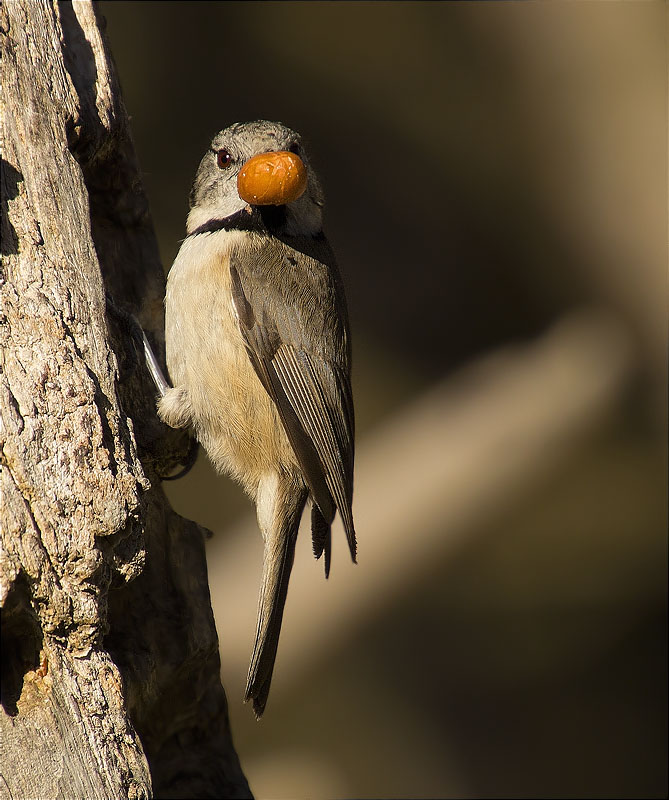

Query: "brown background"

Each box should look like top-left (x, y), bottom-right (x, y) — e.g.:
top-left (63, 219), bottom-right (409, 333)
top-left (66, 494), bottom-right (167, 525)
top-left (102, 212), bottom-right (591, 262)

top-left (101, 3), bottom-right (667, 798)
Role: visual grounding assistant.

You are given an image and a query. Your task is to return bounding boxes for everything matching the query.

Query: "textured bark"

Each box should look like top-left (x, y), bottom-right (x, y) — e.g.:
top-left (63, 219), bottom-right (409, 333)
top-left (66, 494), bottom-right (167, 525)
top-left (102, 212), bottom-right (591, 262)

top-left (0, 2), bottom-right (250, 797)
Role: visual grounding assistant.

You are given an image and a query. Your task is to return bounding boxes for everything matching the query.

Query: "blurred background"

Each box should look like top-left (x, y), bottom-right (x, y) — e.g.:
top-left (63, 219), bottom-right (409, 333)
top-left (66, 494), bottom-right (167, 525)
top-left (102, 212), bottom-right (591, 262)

top-left (101, 3), bottom-right (666, 797)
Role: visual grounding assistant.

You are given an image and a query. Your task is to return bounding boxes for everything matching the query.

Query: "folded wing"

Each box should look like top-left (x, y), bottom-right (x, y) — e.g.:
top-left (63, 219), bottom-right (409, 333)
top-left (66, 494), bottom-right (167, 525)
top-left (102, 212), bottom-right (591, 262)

top-left (229, 235), bottom-right (356, 566)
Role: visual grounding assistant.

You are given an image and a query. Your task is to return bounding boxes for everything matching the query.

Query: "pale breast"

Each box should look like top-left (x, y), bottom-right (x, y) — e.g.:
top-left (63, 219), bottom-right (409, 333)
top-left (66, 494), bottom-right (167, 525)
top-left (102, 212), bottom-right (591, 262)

top-left (164, 230), bottom-right (298, 493)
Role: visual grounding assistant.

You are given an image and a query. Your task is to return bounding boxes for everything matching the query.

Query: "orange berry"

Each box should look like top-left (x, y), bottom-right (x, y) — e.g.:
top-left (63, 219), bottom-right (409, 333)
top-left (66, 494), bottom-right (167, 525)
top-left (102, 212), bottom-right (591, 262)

top-left (237, 150), bottom-right (308, 206)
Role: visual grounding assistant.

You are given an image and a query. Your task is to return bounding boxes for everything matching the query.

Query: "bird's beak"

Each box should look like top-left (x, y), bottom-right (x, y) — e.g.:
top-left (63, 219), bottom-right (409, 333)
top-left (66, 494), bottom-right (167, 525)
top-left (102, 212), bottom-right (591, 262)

top-left (237, 150), bottom-right (308, 206)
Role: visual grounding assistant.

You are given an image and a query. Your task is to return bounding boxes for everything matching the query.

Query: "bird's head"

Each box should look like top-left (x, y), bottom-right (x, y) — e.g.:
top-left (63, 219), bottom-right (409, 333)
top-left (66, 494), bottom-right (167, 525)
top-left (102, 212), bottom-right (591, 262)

top-left (187, 120), bottom-right (325, 237)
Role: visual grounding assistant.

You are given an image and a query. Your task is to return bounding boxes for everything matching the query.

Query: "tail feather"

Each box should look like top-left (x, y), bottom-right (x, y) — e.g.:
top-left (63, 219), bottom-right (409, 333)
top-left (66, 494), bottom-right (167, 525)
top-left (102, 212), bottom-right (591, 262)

top-left (311, 502), bottom-right (332, 578)
top-left (245, 481), bottom-right (307, 718)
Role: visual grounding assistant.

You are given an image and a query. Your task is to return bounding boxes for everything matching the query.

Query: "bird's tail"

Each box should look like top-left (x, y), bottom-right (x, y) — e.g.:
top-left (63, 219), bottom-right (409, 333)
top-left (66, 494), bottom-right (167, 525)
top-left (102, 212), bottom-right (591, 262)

top-left (245, 478), bottom-right (308, 718)
top-left (311, 502), bottom-right (332, 578)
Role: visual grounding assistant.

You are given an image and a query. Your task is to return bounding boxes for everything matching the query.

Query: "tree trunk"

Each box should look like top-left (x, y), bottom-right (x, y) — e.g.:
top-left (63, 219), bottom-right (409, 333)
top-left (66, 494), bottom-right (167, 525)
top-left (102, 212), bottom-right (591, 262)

top-left (0, 2), bottom-right (251, 797)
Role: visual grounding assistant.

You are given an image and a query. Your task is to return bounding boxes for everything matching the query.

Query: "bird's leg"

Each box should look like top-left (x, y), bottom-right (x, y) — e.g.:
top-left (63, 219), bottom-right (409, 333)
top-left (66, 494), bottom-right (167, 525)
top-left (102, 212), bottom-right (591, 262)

top-left (104, 293), bottom-right (172, 397)
top-left (144, 331), bottom-right (200, 480)
top-left (142, 329), bottom-right (171, 398)
top-left (104, 294), bottom-right (198, 479)
top-left (143, 331), bottom-right (200, 479)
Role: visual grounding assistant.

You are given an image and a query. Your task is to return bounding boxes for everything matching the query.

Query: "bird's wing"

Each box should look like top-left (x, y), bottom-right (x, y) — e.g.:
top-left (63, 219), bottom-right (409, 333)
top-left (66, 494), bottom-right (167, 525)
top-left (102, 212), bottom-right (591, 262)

top-left (229, 234), bottom-right (356, 560)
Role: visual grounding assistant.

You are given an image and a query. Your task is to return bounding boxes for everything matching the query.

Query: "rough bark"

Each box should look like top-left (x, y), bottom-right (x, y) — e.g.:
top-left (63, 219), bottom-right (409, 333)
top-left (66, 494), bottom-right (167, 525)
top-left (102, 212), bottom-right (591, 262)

top-left (0, 2), bottom-right (251, 797)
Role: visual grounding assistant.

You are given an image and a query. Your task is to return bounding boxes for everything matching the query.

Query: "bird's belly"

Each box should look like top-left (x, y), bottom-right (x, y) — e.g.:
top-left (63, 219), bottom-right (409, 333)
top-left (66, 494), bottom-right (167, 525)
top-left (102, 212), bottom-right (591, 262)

top-left (164, 232), bottom-right (297, 495)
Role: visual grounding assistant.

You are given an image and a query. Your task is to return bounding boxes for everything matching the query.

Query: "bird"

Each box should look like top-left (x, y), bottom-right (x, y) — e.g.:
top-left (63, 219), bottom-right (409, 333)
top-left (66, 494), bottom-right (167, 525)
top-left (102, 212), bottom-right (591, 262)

top-left (155, 120), bottom-right (356, 717)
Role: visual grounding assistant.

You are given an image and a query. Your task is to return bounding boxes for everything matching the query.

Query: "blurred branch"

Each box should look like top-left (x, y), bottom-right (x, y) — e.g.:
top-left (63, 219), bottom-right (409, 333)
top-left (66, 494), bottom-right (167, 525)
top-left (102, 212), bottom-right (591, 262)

top-left (0, 2), bottom-right (249, 797)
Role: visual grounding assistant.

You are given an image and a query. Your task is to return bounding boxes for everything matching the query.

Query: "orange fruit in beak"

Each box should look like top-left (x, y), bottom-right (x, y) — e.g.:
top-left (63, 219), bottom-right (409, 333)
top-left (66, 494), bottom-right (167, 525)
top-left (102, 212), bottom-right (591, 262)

top-left (237, 150), bottom-right (308, 206)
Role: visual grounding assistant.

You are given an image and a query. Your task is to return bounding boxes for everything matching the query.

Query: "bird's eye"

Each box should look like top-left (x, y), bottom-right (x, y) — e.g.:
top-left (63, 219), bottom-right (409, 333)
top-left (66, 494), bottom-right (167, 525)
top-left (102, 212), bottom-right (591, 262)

top-left (289, 142), bottom-right (301, 155)
top-left (217, 148), bottom-right (232, 169)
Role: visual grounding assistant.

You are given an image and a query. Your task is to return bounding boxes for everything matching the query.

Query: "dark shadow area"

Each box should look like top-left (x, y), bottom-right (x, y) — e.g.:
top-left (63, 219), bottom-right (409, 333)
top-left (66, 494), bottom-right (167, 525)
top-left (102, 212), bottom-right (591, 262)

top-left (1, 159), bottom-right (23, 257)
top-left (61, 2), bottom-right (165, 325)
top-left (0, 573), bottom-right (43, 717)
top-left (59, 0), bottom-right (106, 164)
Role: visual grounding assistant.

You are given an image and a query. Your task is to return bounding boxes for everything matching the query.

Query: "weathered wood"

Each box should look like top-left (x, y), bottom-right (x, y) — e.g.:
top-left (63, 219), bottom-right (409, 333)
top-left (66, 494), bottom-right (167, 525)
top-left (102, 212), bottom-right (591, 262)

top-left (0, 2), bottom-right (251, 797)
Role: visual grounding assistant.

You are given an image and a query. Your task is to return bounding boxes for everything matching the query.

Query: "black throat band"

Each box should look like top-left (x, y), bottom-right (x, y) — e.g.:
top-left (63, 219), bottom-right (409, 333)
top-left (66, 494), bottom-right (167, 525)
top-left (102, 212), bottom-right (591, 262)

top-left (189, 205), bottom-right (288, 238)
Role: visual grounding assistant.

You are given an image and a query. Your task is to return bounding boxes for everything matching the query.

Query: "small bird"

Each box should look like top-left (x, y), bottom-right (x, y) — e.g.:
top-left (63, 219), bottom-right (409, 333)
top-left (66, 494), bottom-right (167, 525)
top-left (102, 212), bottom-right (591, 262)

top-left (156, 120), bottom-right (356, 717)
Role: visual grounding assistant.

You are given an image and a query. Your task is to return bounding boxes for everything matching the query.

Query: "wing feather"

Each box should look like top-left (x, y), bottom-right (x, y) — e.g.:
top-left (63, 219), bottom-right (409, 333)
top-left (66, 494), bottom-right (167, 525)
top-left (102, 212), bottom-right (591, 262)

top-left (230, 235), bottom-right (356, 562)
top-left (273, 346), bottom-right (355, 557)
